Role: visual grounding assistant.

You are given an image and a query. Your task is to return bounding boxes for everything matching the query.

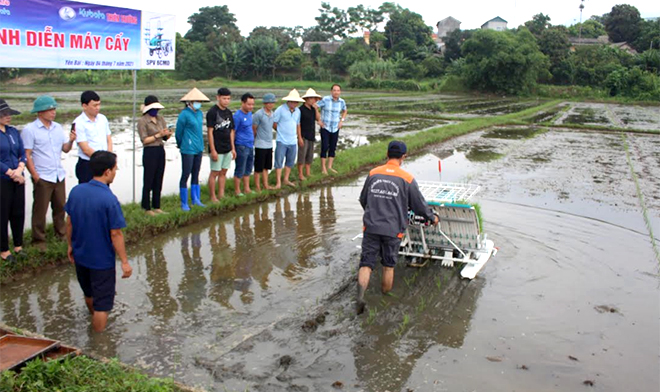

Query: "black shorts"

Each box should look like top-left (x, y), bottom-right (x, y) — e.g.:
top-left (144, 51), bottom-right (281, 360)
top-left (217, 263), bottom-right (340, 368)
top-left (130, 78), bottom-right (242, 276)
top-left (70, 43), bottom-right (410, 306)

top-left (75, 264), bottom-right (116, 312)
top-left (359, 232), bottom-right (402, 269)
top-left (254, 148), bottom-right (273, 172)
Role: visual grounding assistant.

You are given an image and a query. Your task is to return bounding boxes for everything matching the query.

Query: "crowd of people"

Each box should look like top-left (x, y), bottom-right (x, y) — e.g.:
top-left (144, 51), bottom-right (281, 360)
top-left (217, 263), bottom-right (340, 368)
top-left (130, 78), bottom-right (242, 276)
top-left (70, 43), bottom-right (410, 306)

top-left (0, 84), bottom-right (348, 330)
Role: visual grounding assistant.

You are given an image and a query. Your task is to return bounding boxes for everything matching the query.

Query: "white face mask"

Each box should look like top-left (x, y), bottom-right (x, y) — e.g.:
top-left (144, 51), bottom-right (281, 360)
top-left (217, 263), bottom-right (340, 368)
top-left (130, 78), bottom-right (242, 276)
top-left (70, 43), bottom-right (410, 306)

top-left (192, 102), bottom-right (202, 110)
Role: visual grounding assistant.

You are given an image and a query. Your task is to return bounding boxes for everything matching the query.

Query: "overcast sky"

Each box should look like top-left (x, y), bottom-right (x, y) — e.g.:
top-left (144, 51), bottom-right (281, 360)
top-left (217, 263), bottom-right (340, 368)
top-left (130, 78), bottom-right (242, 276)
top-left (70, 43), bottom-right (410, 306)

top-left (78, 0), bottom-right (660, 36)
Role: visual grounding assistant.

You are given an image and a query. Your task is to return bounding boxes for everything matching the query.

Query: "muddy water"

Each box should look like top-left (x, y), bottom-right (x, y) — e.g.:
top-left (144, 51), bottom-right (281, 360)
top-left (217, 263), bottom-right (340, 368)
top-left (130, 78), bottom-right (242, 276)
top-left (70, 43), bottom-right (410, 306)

top-left (1, 125), bottom-right (658, 391)
top-left (555, 102), bottom-right (660, 131)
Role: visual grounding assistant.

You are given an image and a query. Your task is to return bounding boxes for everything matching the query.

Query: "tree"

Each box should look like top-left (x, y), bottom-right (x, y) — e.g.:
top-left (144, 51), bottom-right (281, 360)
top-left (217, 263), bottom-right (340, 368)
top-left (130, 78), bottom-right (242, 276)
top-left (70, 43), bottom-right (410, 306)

top-left (249, 26), bottom-right (296, 50)
top-left (524, 13), bottom-right (551, 36)
top-left (568, 20), bottom-right (606, 38)
top-left (461, 28), bottom-right (550, 94)
top-left (215, 42), bottom-right (246, 80)
top-left (634, 19), bottom-right (660, 52)
top-left (241, 37), bottom-right (280, 79)
top-left (369, 31), bottom-right (387, 58)
top-left (276, 48), bottom-right (304, 70)
top-left (383, 8), bottom-right (435, 57)
top-left (443, 29), bottom-right (474, 63)
top-left (315, 2), bottom-right (350, 40)
top-left (177, 40), bottom-right (214, 80)
top-left (538, 27), bottom-right (571, 82)
top-left (347, 5), bottom-right (384, 34)
top-left (329, 38), bottom-right (377, 73)
top-left (185, 6), bottom-right (239, 43)
top-left (302, 26), bottom-right (333, 43)
top-left (604, 4), bottom-right (641, 43)
top-left (205, 25), bottom-right (243, 50)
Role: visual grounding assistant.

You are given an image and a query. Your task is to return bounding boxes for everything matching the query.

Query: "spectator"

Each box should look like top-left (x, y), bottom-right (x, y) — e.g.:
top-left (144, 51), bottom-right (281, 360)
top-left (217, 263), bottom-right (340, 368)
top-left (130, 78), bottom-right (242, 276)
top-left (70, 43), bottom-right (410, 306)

top-left (207, 87), bottom-right (235, 202)
top-left (233, 93), bottom-right (255, 196)
top-left (73, 90), bottom-right (112, 183)
top-left (137, 95), bottom-right (172, 215)
top-left (22, 95), bottom-right (76, 250)
top-left (298, 88), bottom-right (322, 181)
top-left (0, 99), bottom-right (26, 263)
top-left (272, 89), bottom-right (303, 189)
top-left (176, 88), bottom-right (210, 211)
top-left (317, 84), bottom-right (347, 174)
top-left (252, 93), bottom-right (276, 192)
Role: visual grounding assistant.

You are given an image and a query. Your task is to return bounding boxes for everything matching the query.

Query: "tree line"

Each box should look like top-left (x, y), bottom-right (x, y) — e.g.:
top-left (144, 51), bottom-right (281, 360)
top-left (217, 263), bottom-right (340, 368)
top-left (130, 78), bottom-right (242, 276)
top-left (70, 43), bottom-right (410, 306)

top-left (3, 3), bottom-right (658, 99)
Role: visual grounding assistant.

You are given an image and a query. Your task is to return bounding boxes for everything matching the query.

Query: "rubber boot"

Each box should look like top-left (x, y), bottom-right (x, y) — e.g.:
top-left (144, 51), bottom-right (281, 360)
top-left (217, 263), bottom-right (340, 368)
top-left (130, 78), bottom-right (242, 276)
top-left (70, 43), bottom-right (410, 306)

top-left (191, 184), bottom-right (205, 207)
top-left (180, 188), bottom-right (190, 211)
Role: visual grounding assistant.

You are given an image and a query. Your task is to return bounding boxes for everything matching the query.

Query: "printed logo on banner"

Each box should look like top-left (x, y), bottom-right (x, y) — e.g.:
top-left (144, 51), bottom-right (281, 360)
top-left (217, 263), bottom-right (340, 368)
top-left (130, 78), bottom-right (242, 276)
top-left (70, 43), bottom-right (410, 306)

top-left (141, 11), bottom-right (175, 70)
top-left (58, 7), bottom-right (76, 21)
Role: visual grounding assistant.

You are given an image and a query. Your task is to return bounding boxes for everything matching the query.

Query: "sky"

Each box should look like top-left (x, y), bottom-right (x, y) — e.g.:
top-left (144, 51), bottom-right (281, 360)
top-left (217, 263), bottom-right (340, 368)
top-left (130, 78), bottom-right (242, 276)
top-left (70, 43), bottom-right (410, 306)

top-left (77, 0), bottom-right (660, 37)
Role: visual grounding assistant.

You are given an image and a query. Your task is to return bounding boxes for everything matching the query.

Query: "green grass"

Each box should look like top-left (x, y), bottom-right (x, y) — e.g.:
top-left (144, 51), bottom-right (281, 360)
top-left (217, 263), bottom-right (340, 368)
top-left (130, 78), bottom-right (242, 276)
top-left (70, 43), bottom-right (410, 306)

top-left (0, 100), bottom-right (563, 284)
top-left (0, 356), bottom-right (182, 392)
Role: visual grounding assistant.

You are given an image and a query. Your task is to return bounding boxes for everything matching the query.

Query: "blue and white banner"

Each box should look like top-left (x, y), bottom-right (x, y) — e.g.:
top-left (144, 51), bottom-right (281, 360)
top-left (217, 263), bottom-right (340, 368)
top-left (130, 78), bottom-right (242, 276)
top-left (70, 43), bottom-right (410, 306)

top-left (0, 0), bottom-right (174, 69)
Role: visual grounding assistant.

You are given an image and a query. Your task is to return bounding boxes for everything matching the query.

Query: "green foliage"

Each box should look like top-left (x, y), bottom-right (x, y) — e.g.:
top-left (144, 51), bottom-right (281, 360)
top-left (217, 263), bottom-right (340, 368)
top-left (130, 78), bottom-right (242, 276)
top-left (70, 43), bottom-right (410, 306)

top-left (461, 29), bottom-right (550, 94)
top-left (329, 38), bottom-right (377, 74)
top-left (637, 49), bottom-right (660, 75)
top-left (176, 40), bottom-right (213, 80)
top-left (302, 26), bottom-right (332, 43)
top-left (0, 356), bottom-right (178, 392)
top-left (346, 5), bottom-right (384, 35)
top-left (604, 4), bottom-right (642, 44)
top-left (604, 67), bottom-right (660, 99)
top-left (524, 13), bottom-right (551, 36)
top-left (215, 42), bottom-right (246, 80)
top-left (568, 20), bottom-right (607, 39)
top-left (184, 5), bottom-right (238, 43)
top-left (276, 48), bottom-right (304, 70)
top-left (241, 37), bottom-right (280, 78)
top-left (315, 2), bottom-right (350, 40)
top-left (443, 29), bottom-right (474, 64)
top-left (634, 18), bottom-right (660, 52)
top-left (420, 56), bottom-right (445, 78)
top-left (383, 8), bottom-right (435, 57)
top-left (249, 26), bottom-right (296, 50)
top-left (348, 60), bottom-right (397, 80)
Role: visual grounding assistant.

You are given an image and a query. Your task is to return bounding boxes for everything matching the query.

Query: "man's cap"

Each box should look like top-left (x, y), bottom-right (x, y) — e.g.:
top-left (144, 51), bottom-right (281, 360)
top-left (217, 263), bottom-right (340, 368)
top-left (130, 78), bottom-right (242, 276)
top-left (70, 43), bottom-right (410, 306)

top-left (31, 95), bottom-right (57, 113)
top-left (263, 93), bottom-right (276, 103)
top-left (387, 140), bottom-right (407, 158)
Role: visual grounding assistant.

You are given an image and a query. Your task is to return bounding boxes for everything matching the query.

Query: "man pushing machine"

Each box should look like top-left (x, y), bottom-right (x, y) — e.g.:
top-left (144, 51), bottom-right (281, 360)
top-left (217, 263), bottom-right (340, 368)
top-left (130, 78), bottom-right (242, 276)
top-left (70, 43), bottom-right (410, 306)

top-left (357, 141), bottom-right (438, 314)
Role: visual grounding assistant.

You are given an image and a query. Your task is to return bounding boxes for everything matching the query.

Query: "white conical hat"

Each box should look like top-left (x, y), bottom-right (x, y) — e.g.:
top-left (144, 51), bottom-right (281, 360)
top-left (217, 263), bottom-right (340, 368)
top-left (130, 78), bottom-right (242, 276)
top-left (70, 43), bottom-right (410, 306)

top-left (180, 87), bottom-right (210, 102)
top-left (301, 88), bottom-right (322, 99)
top-left (281, 89), bottom-right (305, 103)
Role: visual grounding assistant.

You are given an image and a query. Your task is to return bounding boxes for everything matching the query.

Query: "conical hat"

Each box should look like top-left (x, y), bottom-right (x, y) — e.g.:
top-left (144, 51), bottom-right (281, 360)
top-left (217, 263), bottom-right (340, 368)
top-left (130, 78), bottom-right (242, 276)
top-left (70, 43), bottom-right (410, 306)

top-left (180, 88), bottom-right (210, 102)
top-left (301, 88), bottom-right (322, 99)
top-left (281, 89), bottom-right (304, 103)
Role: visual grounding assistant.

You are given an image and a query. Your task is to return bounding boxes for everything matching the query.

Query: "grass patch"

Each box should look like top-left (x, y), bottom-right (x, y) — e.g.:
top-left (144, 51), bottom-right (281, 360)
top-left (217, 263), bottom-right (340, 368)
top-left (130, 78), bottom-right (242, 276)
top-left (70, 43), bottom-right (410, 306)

top-left (0, 355), bottom-right (183, 392)
top-left (0, 100), bottom-right (561, 284)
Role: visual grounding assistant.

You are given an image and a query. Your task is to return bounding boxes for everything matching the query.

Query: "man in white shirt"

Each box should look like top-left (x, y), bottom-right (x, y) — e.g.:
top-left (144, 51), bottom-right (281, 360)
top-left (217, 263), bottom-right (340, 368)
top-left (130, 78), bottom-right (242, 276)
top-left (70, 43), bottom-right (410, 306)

top-left (73, 90), bottom-right (113, 183)
top-left (22, 95), bottom-right (75, 248)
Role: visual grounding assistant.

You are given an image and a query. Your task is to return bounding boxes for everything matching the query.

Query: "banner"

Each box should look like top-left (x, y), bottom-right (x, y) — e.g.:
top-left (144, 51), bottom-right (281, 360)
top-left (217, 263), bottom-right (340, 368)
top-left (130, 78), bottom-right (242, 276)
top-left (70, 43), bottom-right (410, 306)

top-left (0, 0), bottom-right (174, 70)
top-left (140, 11), bottom-right (175, 70)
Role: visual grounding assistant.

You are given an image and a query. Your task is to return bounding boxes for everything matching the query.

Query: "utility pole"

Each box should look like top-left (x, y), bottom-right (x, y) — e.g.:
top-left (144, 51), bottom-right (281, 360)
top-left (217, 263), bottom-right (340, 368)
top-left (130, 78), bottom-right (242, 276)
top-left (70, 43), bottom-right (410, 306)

top-left (578, 0), bottom-right (585, 42)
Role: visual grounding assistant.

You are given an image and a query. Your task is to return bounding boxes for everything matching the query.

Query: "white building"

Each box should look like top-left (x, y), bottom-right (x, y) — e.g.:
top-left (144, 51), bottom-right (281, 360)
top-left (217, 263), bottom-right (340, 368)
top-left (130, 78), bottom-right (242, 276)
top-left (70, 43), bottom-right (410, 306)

top-left (481, 16), bottom-right (507, 31)
top-left (436, 16), bottom-right (461, 39)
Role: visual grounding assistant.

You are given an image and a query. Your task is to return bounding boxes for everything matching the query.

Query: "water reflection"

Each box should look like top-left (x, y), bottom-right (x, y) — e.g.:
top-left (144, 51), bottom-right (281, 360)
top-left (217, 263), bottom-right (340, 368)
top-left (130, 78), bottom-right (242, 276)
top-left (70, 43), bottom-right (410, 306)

top-left (178, 233), bottom-right (207, 314)
top-left (144, 243), bottom-right (178, 321)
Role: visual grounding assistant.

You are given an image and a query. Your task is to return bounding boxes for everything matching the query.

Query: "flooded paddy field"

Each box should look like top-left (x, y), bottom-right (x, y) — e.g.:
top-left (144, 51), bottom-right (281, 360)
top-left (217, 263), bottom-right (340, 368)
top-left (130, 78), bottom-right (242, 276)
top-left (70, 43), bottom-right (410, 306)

top-left (1, 123), bottom-right (658, 391)
top-left (554, 102), bottom-right (660, 131)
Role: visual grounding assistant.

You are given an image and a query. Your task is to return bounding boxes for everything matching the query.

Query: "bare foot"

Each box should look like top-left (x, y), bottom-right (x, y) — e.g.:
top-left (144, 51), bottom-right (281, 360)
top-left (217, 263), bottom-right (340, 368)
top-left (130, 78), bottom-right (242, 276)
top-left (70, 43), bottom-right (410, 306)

top-left (210, 198), bottom-right (219, 203)
top-left (329, 168), bottom-right (338, 174)
top-left (322, 170), bottom-right (328, 175)
top-left (255, 187), bottom-right (262, 193)
top-left (244, 190), bottom-right (253, 195)
top-left (299, 176), bottom-right (306, 181)
top-left (274, 183), bottom-right (282, 189)
top-left (264, 184), bottom-right (271, 190)
top-left (154, 209), bottom-right (168, 214)
top-left (284, 181), bottom-right (296, 187)
top-left (145, 210), bottom-right (156, 216)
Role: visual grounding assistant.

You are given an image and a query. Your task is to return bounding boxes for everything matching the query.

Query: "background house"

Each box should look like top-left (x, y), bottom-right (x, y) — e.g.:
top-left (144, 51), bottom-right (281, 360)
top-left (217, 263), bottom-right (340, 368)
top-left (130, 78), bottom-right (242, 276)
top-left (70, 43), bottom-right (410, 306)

top-left (481, 16), bottom-right (507, 31)
top-left (436, 16), bottom-right (461, 39)
top-left (302, 41), bottom-right (344, 55)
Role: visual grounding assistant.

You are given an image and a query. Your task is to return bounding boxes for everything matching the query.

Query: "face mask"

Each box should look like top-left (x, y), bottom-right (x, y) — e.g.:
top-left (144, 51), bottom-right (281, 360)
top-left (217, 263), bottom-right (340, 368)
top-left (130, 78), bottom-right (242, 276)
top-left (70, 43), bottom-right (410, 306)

top-left (192, 102), bottom-right (202, 110)
top-left (147, 109), bottom-right (159, 117)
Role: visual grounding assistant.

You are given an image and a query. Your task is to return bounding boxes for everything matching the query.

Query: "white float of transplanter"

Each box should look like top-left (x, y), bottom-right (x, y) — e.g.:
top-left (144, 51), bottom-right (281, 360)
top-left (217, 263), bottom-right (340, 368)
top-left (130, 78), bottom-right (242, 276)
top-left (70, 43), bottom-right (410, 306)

top-left (353, 181), bottom-right (497, 279)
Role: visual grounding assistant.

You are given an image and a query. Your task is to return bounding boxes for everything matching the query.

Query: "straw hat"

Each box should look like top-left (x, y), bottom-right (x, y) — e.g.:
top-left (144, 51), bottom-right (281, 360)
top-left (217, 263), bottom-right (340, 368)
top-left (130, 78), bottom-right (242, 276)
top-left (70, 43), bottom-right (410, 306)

top-left (180, 88), bottom-right (210, 102)
top-left (301, 88), bottom-right (322, 99)
top-left (281, 89), bottom-right (304, 103)
top-left (141, 95), bottom-right (165, 114)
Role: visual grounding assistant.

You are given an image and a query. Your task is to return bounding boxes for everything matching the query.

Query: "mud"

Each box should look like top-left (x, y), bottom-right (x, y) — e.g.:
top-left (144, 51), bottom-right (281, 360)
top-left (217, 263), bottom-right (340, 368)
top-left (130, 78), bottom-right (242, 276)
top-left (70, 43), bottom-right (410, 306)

top-left (555, 102), bottom-right (660, 131)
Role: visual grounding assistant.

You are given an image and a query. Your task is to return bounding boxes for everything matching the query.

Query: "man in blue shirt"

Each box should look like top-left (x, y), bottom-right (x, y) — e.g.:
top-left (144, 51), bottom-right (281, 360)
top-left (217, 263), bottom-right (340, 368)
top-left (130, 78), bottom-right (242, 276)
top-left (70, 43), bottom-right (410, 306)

top-left (272, 89), bottom-right (303, 189)
top-left (317, 84), bottom-right (347, 174)
top-left (65, 151), bottom-right (132, 332)
top-left (233, 93), bottom-right (255, 196)
top-left (22, 96), bottom-right (76, 249)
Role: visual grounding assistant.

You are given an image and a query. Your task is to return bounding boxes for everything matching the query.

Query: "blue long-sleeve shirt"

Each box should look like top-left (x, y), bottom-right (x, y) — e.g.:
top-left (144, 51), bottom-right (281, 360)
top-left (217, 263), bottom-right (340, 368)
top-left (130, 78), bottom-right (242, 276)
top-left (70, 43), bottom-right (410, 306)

top-left (0, 125), bottom-right (27, 181)
top-left (175, 107), bottom-right (205, 155)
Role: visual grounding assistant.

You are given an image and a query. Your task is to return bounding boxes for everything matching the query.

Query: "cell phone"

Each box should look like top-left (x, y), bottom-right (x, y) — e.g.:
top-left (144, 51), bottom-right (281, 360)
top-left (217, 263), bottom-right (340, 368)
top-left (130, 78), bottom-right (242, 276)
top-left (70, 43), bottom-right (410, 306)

top-left (71, 123), bottom-right (76, 132)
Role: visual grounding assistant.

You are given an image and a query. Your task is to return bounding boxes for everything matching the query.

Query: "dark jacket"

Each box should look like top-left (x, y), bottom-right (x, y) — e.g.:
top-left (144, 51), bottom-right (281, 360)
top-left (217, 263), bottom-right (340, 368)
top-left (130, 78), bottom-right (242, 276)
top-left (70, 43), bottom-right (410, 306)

top-left (0, 125), bottom-right (27, 181)
top-left (359, 160), bottom-right (435, 238)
